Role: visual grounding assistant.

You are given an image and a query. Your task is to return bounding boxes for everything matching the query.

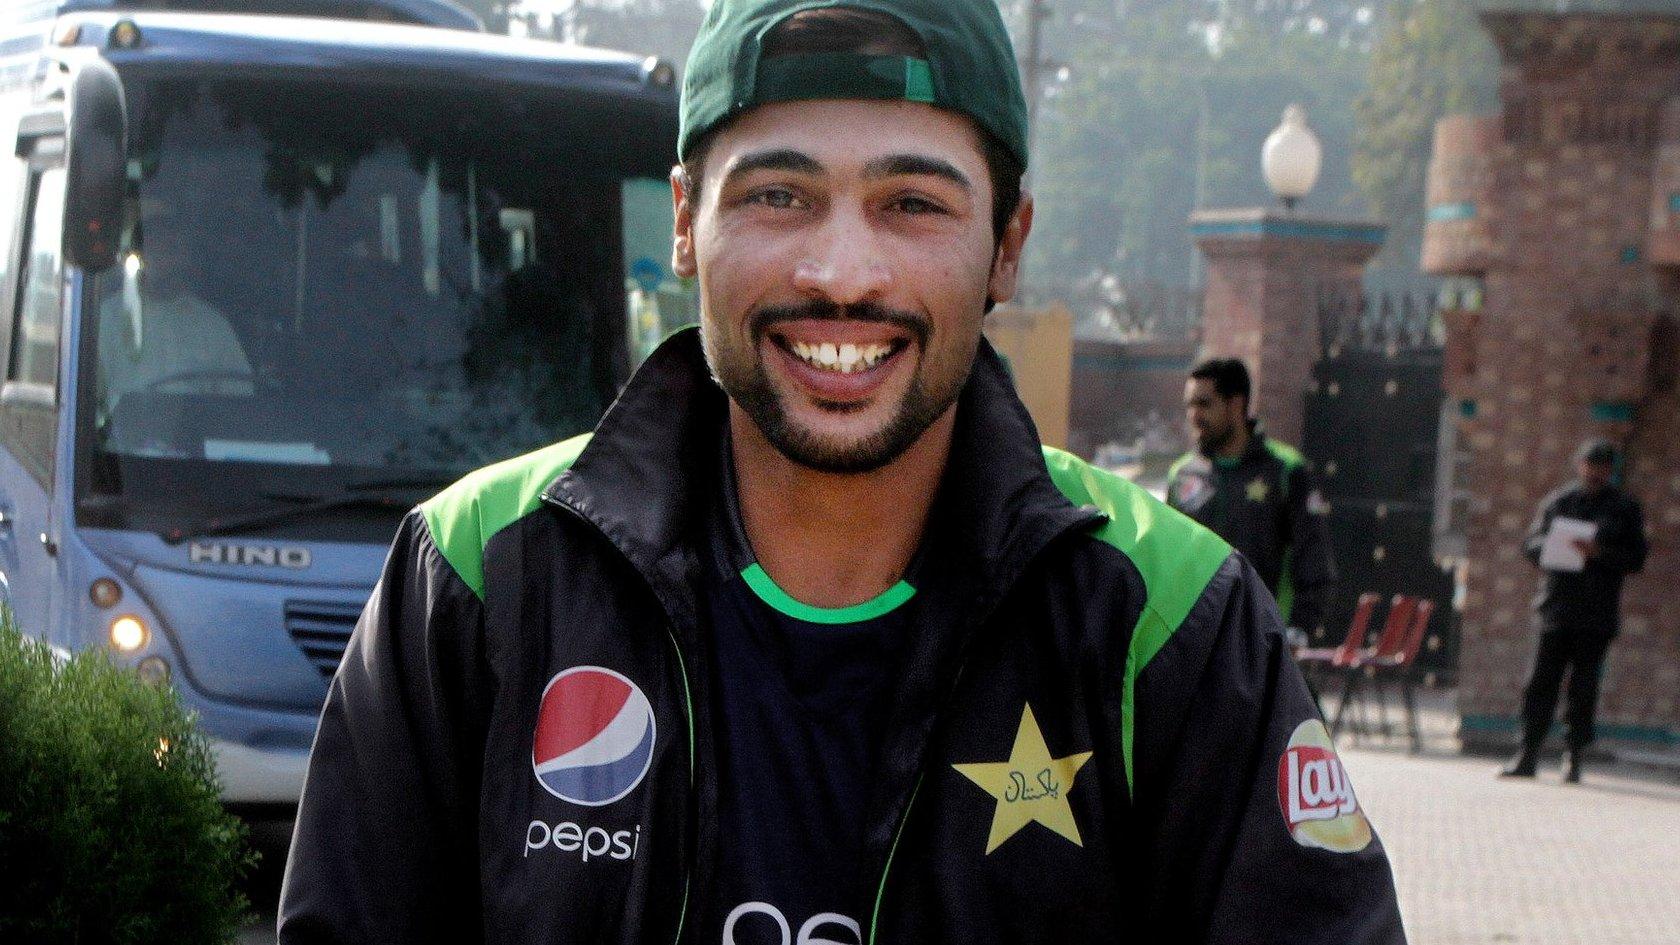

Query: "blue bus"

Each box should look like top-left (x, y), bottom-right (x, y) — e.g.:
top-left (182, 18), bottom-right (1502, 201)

top-left (0, 0), bottom-right (688, 809)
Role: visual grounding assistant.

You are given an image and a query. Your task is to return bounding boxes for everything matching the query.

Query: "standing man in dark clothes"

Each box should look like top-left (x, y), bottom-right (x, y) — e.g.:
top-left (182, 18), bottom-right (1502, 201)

top-left (1502, 439), bottom-right (1648, 783)
top-left (1168, 357), bottom-right (1337, 633)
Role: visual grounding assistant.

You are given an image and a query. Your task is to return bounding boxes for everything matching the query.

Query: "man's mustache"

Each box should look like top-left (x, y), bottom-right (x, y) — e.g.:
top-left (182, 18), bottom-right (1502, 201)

top-left (749, 299), bottom-right (930, 351)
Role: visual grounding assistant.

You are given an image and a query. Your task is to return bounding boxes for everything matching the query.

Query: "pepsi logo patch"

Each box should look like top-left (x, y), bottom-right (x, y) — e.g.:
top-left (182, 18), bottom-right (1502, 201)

top-left (532, 666), bottom-right (656, 806)
top-left (1276, 719), bottom-right (1372, 853)
top-left (1173, 473), bottom-right (1212, 511)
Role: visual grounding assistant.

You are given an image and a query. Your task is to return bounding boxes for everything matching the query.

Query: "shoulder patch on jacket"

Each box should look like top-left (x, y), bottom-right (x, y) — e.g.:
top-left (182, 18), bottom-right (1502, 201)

top-left (421, 434), bottom-right (592, 599)
top-left (1042, 447), bottom-right (1232, 792)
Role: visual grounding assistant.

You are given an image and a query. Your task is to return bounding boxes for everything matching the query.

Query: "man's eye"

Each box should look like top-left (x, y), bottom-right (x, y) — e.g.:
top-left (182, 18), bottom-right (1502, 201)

top-left (894, 195), bottom-right (944, 215)
top-left (751, 188), bottom-right (800, 209)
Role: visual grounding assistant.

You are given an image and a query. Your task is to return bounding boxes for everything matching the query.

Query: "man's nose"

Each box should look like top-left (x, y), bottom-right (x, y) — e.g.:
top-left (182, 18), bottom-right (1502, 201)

top-left (791, 206), bottom-right (893, 306)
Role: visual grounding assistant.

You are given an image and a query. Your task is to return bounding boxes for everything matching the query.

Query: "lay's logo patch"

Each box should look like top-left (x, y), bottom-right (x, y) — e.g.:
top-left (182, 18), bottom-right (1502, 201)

top-left (1276, 719), bottom-right (1372, 853)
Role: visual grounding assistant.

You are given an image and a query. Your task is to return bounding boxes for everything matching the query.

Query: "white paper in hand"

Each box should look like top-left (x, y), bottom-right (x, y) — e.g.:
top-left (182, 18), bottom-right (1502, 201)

top-left (1539, 517), bottom-right (1598, 573)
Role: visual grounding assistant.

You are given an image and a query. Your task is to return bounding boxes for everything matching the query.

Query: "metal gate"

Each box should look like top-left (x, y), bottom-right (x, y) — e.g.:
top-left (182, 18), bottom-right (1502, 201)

top-left (1301, 291), bottom-right (1457, 681)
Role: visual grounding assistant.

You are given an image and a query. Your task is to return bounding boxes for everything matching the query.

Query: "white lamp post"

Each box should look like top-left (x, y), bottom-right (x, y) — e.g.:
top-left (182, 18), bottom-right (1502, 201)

top-left (1262, 104), bottom-right (1322, 212)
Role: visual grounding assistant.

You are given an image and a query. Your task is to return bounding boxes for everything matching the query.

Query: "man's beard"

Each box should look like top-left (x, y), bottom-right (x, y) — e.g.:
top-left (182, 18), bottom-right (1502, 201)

top-left (706, 298), bottom-right (969, 475)
top-left (1197, 420), bottom-right (1235, 455)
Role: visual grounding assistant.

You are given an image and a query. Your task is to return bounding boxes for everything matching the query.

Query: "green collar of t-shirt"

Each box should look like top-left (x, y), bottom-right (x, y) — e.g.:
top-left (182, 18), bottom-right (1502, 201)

top-left (740, 563), bottom-right (915, 625)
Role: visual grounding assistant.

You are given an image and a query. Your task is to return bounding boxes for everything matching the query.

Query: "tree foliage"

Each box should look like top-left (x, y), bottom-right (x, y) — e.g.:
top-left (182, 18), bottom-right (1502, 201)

top-left (0, 617), bottom-right (254, 945)
top-left (452, 0), bottom-right (517, 33)
top-left (572, 0), bottom-right (705, 67)
top-left (1025, 1), bottom-right (1370, 297)
top-left (1352, 0), bottom-right (1498, 271)
top-left (508, 0), bottom-right (704, 65)
top-left (496, 1), bottom-right (1393, 296)
top-left (492, 1), bottom-right (1668, 299)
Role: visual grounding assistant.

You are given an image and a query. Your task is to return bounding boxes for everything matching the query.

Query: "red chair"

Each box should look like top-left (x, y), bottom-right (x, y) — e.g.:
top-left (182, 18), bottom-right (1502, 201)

top-left (1329, 595), bottom-right (1417, 739)
top-left (1296, 592), bottom-right (1380, 669)
top-left (1366, 598), bottom-right (1436, 752)
top-left (1295, 593), bottom-right (1380, 716)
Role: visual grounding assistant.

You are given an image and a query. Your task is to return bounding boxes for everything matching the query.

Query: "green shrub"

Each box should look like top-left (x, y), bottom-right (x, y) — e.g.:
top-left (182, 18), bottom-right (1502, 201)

top-left (0, 613), bottom-right (254, 944)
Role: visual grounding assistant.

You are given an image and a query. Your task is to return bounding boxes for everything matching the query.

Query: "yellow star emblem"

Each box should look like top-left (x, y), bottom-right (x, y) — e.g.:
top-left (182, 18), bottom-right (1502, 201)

top-left (952, 704), bottom-right (1093, 854)
top-left (1246, 477), bottom-right (1269, 503)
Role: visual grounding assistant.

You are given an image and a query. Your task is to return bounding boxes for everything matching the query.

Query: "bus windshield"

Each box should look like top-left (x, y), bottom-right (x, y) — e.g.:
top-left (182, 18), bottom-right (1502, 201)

top-left (80, 76), bottom-right (693, 541)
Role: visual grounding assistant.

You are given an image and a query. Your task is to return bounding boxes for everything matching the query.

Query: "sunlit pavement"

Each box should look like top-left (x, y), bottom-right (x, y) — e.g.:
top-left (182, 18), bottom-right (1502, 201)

top-left (237, 691), bottom-right (1680, 945)
top-left (1338, 690), bottom-right (1680, 945)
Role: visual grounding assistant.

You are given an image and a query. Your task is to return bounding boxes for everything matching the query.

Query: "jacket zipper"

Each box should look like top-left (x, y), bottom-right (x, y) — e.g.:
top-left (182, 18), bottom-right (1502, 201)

top-left (541, 493), bottom-right (696, 945)
top-left (867, 657), bottom-right (972, 945)
top-left (665, 627), bottom-right (696, 945)
top-left (867, 773), bottom-right (922, 945)
top-left (865, 515), bottom-right (1101, 944)
top-left (866, 655), bottom-right (977, 945)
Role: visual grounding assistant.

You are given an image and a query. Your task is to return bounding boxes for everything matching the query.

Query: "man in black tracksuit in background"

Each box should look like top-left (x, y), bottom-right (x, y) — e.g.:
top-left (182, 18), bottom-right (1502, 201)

top-left (1502, 439), bottom-right (1647, 783)
top-left (1168, 357), bottom-right (1337, 633)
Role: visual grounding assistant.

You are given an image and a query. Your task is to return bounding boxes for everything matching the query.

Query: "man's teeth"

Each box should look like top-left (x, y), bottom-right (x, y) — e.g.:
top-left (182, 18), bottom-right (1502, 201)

top-left (788, 339), bottom-right (895, 374)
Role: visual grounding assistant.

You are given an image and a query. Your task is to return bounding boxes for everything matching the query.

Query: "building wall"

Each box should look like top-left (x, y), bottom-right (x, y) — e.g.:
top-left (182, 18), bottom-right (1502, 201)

top-left (1426, 12), bottom-right (1680, 746)
top-left (1067, 337), bottom-right (1195, 460)
top-left (984, 306), bottom-right (1073, 449)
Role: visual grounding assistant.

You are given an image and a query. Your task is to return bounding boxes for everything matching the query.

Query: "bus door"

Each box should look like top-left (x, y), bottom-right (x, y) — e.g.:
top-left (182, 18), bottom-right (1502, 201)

top-left (0, 121), bottom-right (68, 639)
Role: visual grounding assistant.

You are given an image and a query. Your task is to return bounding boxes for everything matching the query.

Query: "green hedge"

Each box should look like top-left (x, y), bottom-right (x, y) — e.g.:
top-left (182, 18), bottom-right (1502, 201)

top-left (0, 614), bottom-right (254, 944)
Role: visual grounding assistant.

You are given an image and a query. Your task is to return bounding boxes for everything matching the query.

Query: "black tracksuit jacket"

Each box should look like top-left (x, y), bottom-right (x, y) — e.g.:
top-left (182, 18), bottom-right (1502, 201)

top-left (1166, 428), bottom-right (1336, 631)
top-left (1522, 481), bottom-right (1648, 635)
top-left (279, 329), bottom-right (1405, 944)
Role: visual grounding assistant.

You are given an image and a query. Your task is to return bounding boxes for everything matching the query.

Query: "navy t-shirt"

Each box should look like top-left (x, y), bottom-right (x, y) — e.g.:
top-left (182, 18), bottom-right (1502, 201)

top-left (694, 444), bottom-right (917, 945)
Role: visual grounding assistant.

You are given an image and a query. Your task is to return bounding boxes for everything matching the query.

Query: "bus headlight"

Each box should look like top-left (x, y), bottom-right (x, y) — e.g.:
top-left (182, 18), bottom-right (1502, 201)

top-left (109, 615), bottom-right (147, 652)
top-left (136, 655), bottom-right (170, 686)
top-left (90, 577), bottom-right (122, 609)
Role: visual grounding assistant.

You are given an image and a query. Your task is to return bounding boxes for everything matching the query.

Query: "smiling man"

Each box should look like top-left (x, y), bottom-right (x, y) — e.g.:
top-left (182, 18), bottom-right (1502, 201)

top-left (279, 2), bottom-right (1406, 943)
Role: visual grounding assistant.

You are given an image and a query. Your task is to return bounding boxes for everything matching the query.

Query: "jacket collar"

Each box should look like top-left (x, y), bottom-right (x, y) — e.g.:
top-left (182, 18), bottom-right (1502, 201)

top-left (1204, 417), bottom-right (1269, 469)
top-left (543, 327), bottom-right (1097, 622)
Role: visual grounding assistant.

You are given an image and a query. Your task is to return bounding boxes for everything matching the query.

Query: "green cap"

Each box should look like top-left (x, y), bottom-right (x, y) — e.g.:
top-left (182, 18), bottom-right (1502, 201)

top-left (679, 0), bottom-right (1029, 169)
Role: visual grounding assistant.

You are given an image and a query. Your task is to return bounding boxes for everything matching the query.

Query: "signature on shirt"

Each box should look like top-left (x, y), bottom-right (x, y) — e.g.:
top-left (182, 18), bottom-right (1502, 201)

top-left (1004, 767), bottom-right (1061, 803)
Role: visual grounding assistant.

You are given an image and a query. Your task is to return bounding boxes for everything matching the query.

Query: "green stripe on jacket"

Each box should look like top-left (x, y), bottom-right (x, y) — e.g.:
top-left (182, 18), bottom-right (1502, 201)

top-left (1041, 447), bottom-right (1232, 796)
top-left (421, 434), bottom-right (593, 600)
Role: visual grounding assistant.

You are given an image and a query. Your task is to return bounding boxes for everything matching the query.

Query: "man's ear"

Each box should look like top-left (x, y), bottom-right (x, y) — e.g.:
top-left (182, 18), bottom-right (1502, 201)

top-left (671, 164), bottom-right (697, 280)
top-left (986, 190), bottom-right (1035, 307)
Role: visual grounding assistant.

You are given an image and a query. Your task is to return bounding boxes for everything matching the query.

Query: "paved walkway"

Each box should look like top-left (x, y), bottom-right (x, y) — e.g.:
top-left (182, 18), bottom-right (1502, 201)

top-left (1338, 691), bottom-right (1680, 945)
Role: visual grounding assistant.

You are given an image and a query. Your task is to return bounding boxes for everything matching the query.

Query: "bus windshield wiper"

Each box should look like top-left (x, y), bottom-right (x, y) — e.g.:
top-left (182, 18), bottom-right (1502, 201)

top-left (159, 477), bottom-right (451, 545)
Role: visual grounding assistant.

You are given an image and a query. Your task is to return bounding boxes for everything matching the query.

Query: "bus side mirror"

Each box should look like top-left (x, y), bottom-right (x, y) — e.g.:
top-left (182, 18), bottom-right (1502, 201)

top-left (63, 59), bottom-right (127, 273)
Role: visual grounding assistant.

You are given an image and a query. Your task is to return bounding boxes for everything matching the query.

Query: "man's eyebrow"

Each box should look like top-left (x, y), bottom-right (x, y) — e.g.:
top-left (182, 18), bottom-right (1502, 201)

top-left (863, 154), bottom-right (972, 193)
top-left (722, 148), bottom-right (825, 184)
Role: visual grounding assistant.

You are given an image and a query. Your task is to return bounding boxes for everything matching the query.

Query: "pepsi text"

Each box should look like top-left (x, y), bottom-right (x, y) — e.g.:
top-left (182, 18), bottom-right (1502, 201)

top-left (524, 820), bottom-right (642, 861)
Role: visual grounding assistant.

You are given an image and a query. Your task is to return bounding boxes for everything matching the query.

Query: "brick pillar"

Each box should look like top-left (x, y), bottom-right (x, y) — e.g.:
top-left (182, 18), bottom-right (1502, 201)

top-left (1190, 209), bottom-right (1385, 446)
top-left (1424, 11), bottom-right (1680, 750)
